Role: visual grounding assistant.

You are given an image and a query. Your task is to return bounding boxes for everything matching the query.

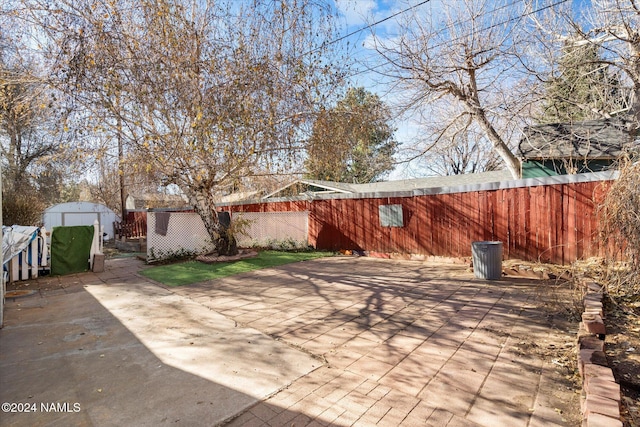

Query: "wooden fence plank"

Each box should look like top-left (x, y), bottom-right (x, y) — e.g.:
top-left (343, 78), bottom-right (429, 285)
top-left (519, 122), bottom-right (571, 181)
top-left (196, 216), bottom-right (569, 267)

top-left (226, 178), bottom-right (612, 264)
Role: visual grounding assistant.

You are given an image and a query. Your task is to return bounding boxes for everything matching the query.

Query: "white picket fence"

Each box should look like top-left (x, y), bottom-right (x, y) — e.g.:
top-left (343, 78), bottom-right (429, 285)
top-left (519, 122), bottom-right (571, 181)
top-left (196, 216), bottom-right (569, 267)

top-left (3, 226), bottom-right (49, 283)
top-left (3, 220), bottom-right (104, 283)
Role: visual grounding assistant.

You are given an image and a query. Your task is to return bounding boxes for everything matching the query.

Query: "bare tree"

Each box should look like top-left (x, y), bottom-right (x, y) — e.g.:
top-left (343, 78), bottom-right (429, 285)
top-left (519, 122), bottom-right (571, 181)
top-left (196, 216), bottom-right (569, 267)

top-left (521, 0), bottom-right (635, 124)
top-left (0, 67), bottom-right (54, 191)
top-left (525, 2), bottom-right (637, 117)
top-left (538, 39), bottom-right (628, 123)
top-left (370, 0), bottom-right (541, 179)
top-left (396, 100), bottom-right (502, 176)
top-left (424, 125), bottom-right (502, 176)
top-left (16, 0), bottom-right (343, 254)
top-left (0, 58), bottom-right (85, 222)
top-left (562, 0), bottom-right (640, 127)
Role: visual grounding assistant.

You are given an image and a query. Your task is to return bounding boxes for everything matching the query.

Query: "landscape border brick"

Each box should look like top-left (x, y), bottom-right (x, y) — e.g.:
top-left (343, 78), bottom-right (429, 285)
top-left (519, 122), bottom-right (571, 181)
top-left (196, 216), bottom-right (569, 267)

top-left (577, 280), bottom-right (622, 426)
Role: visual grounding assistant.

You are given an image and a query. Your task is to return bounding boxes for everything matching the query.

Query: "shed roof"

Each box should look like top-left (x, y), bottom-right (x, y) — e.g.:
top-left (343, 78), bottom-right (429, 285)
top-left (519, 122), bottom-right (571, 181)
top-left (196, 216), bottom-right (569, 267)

top-left (518, 118), bottom-right (638, 160)
top-left (263, 170), bottom-right (514, 199)
top-left (44, 201), bottom-right (117, 214)
top-left (126, 193), bottom-right (188, 209)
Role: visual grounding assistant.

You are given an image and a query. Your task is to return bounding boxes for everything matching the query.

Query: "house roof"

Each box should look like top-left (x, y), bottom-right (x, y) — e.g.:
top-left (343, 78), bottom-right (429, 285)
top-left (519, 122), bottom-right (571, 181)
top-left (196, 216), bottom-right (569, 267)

top-left (518, 118), bottom-right (638, 160)
top-left (217, 190), bottom-right (260, 203)
top-left (126, 193), bottom-right (189, 209)
top-left (263, 170), bottom-right (514, 199)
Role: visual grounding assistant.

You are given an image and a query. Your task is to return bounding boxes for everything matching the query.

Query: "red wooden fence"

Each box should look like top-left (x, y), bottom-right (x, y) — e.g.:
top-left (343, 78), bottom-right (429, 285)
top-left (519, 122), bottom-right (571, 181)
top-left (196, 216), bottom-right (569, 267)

top-left (114, 211), bottom-right (148, 239)
top-left (225, 178), bottom-right (613, 265)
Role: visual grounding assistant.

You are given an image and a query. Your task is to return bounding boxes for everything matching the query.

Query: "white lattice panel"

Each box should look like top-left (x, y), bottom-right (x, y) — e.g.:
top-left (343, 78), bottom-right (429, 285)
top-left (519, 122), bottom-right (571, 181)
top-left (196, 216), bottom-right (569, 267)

top-left (234, 211), bottom-right (309, 248)
top-left (147, 212), bottom-right (214, 262)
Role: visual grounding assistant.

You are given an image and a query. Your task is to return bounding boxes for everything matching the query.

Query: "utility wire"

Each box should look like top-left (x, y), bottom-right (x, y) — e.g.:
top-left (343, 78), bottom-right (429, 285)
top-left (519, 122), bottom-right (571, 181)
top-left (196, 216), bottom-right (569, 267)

top-left (344, 0), bottom-right (570, 79)
top-left (330, 0), bottom-right (433, 46)
top-left (342, 0), bottom-right (521, 48)
top-left (304, 0), bottom-right (434, 57)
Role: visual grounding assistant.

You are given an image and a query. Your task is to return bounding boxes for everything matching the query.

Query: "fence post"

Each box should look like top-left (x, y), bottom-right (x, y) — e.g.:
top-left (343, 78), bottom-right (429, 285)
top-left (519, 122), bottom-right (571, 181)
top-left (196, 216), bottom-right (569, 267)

top-left (9, 257), bottom-right (18, 283)
top-left (39, 227), bottom-right (48, 268)
top-left (20, 249), bottom-right (28, 281)
top-left (30, 237), bottom-right (38, 279)
top-left (90, 219), bottom-right (102, 270)
top-left (146, 212), bottom-right (152, 261)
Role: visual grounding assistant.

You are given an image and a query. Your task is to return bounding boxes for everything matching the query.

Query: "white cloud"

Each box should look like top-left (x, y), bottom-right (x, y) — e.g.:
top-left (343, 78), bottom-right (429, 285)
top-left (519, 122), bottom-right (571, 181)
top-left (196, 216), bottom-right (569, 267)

top-left (335, 0), bottom-right (378, 26)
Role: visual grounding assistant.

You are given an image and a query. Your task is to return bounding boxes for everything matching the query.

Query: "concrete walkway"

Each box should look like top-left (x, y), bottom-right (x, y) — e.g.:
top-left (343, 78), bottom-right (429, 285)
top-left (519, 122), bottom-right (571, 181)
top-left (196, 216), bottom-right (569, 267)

top-left (0, 255), bottom-right (579, 426)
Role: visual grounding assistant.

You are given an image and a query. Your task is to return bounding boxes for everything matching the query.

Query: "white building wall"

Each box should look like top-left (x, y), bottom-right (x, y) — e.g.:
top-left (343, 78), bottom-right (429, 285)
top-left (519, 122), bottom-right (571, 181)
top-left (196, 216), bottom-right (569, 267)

top-left (43, 202), bottom-right (120, 239)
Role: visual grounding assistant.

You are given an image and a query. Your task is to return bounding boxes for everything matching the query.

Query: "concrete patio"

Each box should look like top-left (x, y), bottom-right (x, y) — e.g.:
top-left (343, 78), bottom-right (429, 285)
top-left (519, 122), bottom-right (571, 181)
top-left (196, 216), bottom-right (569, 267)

top-left (0, 255), bottom-right (580, 426)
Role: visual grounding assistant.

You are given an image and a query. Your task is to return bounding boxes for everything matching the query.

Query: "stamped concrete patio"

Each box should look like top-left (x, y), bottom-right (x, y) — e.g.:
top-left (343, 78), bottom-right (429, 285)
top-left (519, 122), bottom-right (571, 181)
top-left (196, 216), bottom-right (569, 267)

top-left (175, 256), bottom-right (580, 427)
top-left (0, 255), bottom-right (580, 426)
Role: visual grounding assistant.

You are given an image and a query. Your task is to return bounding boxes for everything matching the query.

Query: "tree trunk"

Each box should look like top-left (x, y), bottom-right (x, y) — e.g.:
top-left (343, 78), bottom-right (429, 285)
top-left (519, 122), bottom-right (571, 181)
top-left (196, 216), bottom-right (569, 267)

top-left (472, 107), bottom-right (521, 179)
top-left (190, 189), bottom-right (238, 256)
top-left (631, 71), bottom-right (640, 137)
top-left (627, 36), bottom-right (640, 136)
top-left (116, 94), bottom-right (127, 218)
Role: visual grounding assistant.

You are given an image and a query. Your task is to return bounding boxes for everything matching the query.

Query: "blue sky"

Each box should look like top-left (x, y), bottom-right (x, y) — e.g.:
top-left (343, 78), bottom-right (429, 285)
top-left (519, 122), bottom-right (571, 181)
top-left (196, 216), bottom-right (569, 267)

top-left (330, 0), bottom-right (467, 177)
top-left (332, 0), bottom-right (593, 86)
top-left (328, 0), bottom-right (594, 178)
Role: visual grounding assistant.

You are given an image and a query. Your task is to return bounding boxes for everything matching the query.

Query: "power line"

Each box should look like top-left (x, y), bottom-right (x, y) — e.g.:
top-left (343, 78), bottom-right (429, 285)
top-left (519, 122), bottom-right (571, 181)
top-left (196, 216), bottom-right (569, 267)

top-left (345, 0), bottom-right (524, 77)
top-left (344, 0), bottom-right (571, 79)
top-left (304, 0), bottom-right (433, 57)
top-left (330, 0), bottom-right (433, 47)
top-left (345, 0), bottom-right (522, 47)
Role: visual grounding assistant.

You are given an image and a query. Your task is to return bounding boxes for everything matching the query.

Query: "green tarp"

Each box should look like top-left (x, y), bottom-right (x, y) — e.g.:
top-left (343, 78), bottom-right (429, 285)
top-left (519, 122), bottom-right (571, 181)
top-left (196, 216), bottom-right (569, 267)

top-left (50, 226), bottom-right (94, 276)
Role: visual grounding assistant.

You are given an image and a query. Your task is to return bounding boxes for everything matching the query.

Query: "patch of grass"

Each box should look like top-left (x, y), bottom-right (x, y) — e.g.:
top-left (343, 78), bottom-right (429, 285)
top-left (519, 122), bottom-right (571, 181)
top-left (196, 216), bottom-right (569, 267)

top-left (140, 250), bottom-right (334, 286)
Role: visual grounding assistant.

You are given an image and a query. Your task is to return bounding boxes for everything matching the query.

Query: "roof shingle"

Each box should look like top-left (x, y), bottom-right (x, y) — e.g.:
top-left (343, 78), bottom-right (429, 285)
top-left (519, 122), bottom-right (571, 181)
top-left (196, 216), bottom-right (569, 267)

top-left (518, 118), bottom-right (638, 160)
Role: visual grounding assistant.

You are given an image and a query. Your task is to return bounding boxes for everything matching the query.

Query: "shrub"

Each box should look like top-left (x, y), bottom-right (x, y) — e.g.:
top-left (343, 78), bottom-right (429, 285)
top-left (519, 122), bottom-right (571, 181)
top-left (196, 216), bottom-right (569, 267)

top-left (2, 190), bottom-right (45, 226)
top-left (598, 157), bottom-right (640, 296)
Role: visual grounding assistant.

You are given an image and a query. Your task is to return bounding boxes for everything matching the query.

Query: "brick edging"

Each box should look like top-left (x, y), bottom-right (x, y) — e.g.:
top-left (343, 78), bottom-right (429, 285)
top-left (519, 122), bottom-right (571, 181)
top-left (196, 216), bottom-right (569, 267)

top-left (577, 280), bottom-right (623, 427)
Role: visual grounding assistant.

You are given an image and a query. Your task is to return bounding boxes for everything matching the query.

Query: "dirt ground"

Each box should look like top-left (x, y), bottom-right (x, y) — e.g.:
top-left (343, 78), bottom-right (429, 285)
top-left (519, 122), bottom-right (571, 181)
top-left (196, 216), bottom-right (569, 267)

top-left (604, 297), bottom-right (640, 427)
top-left (540, 282), bottom-right (640, 427)
top-left (504, 258), bottom-right (640, 427)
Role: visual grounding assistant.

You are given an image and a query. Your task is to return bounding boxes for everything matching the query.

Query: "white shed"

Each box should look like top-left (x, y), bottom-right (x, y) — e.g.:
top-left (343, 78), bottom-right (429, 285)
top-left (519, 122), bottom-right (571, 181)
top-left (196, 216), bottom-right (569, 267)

top-left (43, 202), bottom-right (120, 240)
